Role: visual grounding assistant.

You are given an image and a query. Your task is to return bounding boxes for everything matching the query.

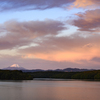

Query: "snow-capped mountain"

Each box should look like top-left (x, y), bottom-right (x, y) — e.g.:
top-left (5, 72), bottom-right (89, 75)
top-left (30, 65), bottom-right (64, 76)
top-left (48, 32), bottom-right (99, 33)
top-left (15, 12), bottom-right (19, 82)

top-left (3, 64), bottom-right (26, 70)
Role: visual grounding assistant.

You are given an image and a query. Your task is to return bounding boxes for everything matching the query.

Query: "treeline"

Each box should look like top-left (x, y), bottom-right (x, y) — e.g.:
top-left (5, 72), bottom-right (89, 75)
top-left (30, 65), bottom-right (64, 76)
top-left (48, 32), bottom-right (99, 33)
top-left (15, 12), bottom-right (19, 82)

top-left (0, 70), bottom-right (100, 80)
top-left (72, 70), bottom-right (100, 79)
top-left (28, 70), bottom-right (100, 80)
top-left (0, 70), bottom-right (33, 80)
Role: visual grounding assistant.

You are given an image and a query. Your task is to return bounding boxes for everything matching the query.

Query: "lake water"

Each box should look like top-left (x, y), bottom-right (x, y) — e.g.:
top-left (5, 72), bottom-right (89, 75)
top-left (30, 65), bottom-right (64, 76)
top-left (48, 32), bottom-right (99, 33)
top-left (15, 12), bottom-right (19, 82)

top-left (0, 79), bottom-right (100, 100)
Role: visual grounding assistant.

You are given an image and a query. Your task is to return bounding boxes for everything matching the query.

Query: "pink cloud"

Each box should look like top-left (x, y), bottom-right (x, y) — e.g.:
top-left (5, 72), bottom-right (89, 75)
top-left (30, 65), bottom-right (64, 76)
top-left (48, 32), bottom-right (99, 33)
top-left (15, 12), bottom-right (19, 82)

top-left (0, 54), bottom-right (100, 69)
top-left (73, 9), bottom-right (100, 31)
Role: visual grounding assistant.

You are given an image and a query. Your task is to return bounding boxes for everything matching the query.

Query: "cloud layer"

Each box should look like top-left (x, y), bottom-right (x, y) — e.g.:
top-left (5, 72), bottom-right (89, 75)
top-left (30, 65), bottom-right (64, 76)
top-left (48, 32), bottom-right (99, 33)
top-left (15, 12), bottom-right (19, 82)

top-left (0, 17), bottom-right (100, 64)
top-left (19, 33), bottom-right (100, 62)
top-left (0, 20), bottom-right (66, 50)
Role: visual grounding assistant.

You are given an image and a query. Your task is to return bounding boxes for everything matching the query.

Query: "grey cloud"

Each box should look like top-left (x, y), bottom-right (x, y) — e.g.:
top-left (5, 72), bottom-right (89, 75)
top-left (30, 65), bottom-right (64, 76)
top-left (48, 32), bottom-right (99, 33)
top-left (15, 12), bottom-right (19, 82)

top-left (0, 20), bottom-right (66, 50)
top-left (91, 57), bottom-right (100, 62)
top-left (0, 0), bottom-right (73, 12)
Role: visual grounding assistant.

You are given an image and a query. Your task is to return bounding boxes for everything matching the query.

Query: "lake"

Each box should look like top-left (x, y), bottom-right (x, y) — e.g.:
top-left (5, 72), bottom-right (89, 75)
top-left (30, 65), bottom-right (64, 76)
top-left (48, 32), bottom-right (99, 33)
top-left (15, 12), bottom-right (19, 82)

top-left (0, 79), bottom-right (100, 100)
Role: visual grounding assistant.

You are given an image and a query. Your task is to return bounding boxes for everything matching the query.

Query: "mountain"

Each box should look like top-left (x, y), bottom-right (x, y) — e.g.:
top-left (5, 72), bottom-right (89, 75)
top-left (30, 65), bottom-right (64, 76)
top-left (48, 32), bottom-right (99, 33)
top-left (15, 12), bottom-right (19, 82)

top-left (23, 68), bottom-right (95, 72)
top-left (47, 68), bottom-right (94, 72)
top-left (2, 64), bottom-right (95, 72)
top-left (3, 64), bottom-right (26, 70)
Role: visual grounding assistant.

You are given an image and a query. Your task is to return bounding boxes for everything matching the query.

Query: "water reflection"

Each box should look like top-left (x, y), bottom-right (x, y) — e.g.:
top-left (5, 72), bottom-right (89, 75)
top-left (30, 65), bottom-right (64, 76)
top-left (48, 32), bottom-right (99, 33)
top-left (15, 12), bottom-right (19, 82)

top-left (0, 80), bottom-right (100, 100)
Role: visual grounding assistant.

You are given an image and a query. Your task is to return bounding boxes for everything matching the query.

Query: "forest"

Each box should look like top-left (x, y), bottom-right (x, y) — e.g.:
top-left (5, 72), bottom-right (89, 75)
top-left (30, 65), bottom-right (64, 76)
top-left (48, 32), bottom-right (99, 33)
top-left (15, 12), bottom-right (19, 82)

top-left (0, 70), bottom-right (100, 80)
top-left (0, 70), bottom-right (33, 80)
top-left (28, 70), bottom-right (100, 80)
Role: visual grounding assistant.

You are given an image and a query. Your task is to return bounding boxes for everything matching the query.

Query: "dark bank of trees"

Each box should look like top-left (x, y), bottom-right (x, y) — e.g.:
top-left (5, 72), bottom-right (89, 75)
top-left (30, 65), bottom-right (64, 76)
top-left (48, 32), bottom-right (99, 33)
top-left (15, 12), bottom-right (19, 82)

top-left (0, 70), bottom-right (33, 80)
top-left (28, 70), bottom-right (100, 80)
top-left (0, 70), bottom-right (100, 80)
top-left (71, 70), bottom-right (100, 79)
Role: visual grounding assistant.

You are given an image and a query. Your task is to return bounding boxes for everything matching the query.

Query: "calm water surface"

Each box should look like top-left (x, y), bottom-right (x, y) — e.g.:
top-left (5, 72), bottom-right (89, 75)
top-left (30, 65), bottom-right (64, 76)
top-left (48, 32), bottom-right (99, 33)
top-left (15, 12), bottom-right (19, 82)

top-left (0, 79), bottom-right (100, 100)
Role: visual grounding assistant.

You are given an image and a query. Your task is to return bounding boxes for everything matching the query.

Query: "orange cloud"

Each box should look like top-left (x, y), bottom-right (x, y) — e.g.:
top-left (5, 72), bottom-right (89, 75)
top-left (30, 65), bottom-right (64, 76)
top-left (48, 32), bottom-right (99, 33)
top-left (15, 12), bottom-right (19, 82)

top-left (74, 0), bottom-right (94, 8)
top-left (71, 0), bottom-right (100, 8)
top-left (22, 45), bottom-right (100, 62)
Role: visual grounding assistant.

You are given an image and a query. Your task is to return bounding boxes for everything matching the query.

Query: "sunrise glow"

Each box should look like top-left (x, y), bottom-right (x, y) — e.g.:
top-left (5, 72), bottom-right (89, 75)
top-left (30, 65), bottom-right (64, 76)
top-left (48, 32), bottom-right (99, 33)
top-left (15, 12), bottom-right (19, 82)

top-left (0, 0), bottom-right (100, 69)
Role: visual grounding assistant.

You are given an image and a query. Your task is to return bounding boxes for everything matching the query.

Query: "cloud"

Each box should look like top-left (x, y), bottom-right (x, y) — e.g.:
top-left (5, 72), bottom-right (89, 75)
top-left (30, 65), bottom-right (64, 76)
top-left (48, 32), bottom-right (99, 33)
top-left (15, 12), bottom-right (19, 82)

top-left (91, 57), bottom-right (100, 62)
top-left (0, 0), bottom-right (73, 12)
top-left (0, 0), bottom-right (99, 12)
top-left (0, 54), bottom-right (100, 69)
top-left (0, 19), bottom-right (66, 50)
top-left (72, 0), bottom-right (100, 8)
top-left (73, 9), bottom-right (100, 31)
top-left (19, 33), bottom-right (100, 62)
top-left (0, 19), bottom-right (100, 69)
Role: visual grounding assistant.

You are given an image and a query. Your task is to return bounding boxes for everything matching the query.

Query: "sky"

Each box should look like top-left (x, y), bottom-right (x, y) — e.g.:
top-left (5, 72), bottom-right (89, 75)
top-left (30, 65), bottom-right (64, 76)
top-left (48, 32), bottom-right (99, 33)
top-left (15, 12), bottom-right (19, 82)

top-left (0, 0), bottom-right (100, 69)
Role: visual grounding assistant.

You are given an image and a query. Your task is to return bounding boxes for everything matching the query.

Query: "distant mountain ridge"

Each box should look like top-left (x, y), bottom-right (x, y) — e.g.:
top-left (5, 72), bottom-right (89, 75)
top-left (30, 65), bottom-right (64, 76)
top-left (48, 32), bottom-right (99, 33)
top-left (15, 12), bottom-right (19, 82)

top-left (2, 64), bottom-right (95, 72)
top-left (22, 68), bottom-right (94, 72)
top-left (54, 68), bottom-right (91, 72)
